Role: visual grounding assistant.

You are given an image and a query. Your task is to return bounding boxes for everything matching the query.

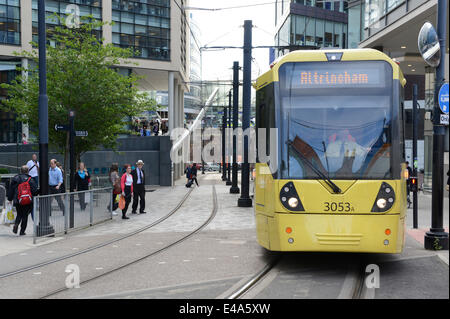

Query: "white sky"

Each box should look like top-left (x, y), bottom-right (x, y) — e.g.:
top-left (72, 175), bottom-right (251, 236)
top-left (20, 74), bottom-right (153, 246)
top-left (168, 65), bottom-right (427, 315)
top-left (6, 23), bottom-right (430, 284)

top-left (187, 0), bottom-right (277, 81)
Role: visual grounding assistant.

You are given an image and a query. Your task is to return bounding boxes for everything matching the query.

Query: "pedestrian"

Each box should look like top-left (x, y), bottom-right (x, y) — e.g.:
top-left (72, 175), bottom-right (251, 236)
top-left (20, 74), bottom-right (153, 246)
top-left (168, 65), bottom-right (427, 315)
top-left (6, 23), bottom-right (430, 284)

top-left (7, 165), bottom-right (38, 235)
top-left (161, 121), bottom-right (168, 135)
top-left (26, 154), bottom-right (39, 186)
top-left (75, 162), bottom-right (90, 211)
top-left (22, 133), bottom-right (28, 144)
top-left (56, 161), bottom-right (66, 193)
top-left (49, 159), bottom-right (65, 214)
top-left (406, 161), bottom-right (412, 208)
top-left (184, 164), bottom-right (192, 184)
top-left (131, 160), bottom-right (147, 214)
top-left (120, 164), bottom-right (133, 219)
top-left (153, 121), bottom-right (159, 136)
top-left (108, 163), bottom-right (121, 215)
top-left (190, 163), bottom-right (199, 187)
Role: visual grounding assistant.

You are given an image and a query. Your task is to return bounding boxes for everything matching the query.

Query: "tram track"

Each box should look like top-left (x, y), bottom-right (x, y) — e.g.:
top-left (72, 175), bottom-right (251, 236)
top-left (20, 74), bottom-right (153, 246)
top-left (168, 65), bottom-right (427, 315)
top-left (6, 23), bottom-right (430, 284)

top-left (40, 184), bottom-right (218, 299)
top-left (0, 185), bottom-right (195, 280)
top-left (226, 255), bottom-right (281, 299)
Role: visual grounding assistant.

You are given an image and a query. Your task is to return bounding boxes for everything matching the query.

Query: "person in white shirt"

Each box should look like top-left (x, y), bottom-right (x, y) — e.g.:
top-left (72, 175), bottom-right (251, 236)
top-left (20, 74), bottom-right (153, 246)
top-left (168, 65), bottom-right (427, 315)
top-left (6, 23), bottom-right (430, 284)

top-left (26, 154), bottom-right (39, 186)
top-left (120, 164), bottom-right (133, 220)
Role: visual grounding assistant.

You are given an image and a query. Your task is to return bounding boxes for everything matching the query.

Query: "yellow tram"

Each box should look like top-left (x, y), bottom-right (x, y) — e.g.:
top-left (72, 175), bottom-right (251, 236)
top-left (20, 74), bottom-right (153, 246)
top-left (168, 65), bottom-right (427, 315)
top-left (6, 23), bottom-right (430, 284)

top-left (254, 49), bottom-right (407, 253)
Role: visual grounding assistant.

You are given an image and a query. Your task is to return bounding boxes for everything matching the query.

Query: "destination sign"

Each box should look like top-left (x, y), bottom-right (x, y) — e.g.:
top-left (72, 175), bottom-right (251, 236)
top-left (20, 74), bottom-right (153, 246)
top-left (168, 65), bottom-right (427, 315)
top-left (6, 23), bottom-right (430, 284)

top-left (279, 61), bottom-right (387, 89)
top-left (299, 71), bottom-right (371, 86)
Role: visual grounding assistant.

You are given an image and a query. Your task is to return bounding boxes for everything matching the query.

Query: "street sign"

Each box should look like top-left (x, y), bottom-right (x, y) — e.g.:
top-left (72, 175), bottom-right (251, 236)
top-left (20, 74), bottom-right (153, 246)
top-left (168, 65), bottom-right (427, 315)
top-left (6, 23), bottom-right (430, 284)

top-left (55, 124), bottom-right (69, 131)
top-left (438, 83), bottom-right (449, 114)
top-left (440, 114), bottom-right (449, 125)
top-left (75, 131), bottom-right (88, 137)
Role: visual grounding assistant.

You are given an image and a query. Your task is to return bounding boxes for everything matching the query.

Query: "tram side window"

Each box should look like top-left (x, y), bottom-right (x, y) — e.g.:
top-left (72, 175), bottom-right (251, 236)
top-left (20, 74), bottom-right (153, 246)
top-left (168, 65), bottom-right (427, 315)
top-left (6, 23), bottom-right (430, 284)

top-left (256, 87), bottom-right (267, 162)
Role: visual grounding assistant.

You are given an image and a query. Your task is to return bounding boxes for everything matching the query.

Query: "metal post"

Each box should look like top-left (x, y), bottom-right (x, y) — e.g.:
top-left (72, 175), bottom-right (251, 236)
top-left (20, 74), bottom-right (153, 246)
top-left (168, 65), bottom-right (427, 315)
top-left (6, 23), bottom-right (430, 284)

top-left (230, 61), bottom-right (240, 194)
top-left (90, 190), bottom-right (93, 226)
top-left (64, 193), bottom-right (69, 234)
top-left (69, 111), bottom-right (75, 229)
top-left (202, 118), bottom-right (205, 174)
top-left (424, 0), bottom-right (449, 250)
top-left (238, 20), bottom-right (253, 207)
top-left (37, 0), bottom-right (53, 236)
top-left (226, 96), bottom-right (232, 186)
top-left (412, 84), bottom-right (418, 229)
top-left (222, 100), bottom-right (227, 181)
top-left (110, 188), bottom-right (113, 219)
top-left (33, 196), bottom-right (37, 244)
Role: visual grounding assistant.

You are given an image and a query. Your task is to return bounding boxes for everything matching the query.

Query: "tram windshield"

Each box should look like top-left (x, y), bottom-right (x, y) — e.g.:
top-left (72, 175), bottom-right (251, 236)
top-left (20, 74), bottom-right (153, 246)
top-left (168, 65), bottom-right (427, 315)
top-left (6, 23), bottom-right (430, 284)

top-left (278, 61), bottom-right (394, 180)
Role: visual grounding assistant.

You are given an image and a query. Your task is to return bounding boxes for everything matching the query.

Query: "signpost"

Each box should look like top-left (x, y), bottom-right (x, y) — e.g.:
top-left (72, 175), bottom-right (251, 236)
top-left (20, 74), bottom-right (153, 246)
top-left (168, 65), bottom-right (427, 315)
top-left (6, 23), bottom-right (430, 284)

top-left (418, 4), bottom-right (449, 250)
top-left (438, 83), bottom-right (449, 125)
top-left (55, 113), bottom-right (88, 229)
top-left (75, 131), bottom-right (88, 137)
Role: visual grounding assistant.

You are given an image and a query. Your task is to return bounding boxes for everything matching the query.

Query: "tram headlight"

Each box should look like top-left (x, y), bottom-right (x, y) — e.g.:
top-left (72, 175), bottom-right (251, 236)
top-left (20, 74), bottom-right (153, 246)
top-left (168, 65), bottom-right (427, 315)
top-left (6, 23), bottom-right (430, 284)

top-left (377, 198), bottom-right (387, 209)
top-left (279, 182), bottom-right (304, 212)
top-left (288, 197), bottom-right (299, 208)
top-left (371, 182), bottom-right (396, 213)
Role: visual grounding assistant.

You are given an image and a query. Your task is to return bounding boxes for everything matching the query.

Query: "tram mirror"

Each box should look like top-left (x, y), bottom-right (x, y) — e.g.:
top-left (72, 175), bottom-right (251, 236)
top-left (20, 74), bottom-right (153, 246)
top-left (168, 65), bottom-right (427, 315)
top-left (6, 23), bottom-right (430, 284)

top-left (418, 22), bottom-right (441, 68)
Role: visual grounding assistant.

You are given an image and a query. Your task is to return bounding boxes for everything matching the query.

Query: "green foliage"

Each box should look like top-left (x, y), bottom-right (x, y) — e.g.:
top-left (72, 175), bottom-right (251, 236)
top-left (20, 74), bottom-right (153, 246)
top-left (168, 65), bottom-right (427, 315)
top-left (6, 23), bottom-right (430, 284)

top-left (1, 16), bottom-right (158, 158)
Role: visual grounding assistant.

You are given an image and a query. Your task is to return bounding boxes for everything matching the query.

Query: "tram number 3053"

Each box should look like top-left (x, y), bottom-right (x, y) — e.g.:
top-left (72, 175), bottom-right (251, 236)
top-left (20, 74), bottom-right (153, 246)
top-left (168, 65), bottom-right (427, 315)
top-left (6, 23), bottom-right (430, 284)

top-left (324, 202), bottom-right (355, 212)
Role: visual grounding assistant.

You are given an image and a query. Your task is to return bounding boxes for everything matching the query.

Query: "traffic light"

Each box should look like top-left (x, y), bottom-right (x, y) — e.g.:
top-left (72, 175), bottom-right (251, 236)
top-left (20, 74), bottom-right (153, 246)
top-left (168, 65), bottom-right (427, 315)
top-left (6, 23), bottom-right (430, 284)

top-left (409, 177), bottom-right (418, 192)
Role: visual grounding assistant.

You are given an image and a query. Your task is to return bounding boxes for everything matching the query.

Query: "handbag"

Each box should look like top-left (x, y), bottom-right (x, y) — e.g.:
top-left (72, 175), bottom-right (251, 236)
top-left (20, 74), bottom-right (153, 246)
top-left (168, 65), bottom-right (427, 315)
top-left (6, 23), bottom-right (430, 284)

top-left (1, 203), bottom-right (16, 225)
top-left (113, 181), bottom-right (121, 194)
top-left (118, 195), bottom-right (126, 210)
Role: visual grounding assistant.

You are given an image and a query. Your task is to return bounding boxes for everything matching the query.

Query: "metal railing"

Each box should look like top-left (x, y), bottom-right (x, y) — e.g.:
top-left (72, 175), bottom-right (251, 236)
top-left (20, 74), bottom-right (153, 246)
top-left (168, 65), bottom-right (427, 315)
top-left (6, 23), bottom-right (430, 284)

top-left (0, 184), bottom-right (6, 210)
top-left (33, 187), bottom-right (113, 244)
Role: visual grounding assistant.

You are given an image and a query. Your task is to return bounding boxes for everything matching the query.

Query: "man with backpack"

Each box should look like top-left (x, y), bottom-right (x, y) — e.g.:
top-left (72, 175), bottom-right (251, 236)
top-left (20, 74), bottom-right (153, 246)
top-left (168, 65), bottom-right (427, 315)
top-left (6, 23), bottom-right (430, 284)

top-left (7, 165), bottom-right (38, 235)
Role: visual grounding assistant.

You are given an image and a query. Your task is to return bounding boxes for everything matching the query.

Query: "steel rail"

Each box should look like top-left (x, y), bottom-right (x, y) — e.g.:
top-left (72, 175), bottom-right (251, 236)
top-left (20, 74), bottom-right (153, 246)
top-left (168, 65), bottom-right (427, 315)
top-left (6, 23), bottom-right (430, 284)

top-left (226, 256), bottom-right (280, 299)
top-left (40, 184), bottom-right (218, 299)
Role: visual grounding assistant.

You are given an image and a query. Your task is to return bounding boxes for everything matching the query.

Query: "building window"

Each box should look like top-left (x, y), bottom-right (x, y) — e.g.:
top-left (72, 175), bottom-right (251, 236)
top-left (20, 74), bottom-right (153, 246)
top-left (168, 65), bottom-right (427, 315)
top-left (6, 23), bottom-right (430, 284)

top-left (0, 0), bottom-right (21, 45)
top-left (112, 0), bottom-right (170, 60)
top-left (31, 0), bottom-right (102, 45)
top-left (0, 64), bottom-right (20, 143)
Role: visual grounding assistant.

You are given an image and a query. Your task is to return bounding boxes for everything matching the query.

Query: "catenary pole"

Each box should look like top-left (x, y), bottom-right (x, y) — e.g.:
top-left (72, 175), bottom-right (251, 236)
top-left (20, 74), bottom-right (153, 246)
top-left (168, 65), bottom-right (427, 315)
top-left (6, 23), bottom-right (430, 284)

top-left (238, 20), bottom-right (252, 207)
top-left (37, 0), bottom-right (53, 236)
top-left (412, 84), bottom-right (418, 229)
top-left (230, 61), bottom-right (240, 194)
top-left (226, 90), bottom-right (232, 185)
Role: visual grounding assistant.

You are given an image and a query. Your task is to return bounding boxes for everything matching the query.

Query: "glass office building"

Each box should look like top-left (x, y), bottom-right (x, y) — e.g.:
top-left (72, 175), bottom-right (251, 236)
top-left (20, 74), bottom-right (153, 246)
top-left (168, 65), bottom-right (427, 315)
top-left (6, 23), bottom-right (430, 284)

top-left (0, 0), bottom-right (20, 45)
top-left (275, 0), bottom-right (348, 48)
top-left (112, 0), bottom-right (170, 60)
top-left (0, 0), bottom-right (189, 143)
top-left (275, 0), bottom-right (348, 56)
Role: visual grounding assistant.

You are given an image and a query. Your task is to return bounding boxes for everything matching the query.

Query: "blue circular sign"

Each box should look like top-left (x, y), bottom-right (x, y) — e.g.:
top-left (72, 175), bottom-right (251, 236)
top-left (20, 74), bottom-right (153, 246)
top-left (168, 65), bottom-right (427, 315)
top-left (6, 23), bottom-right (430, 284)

top-left (438, 83), bottom-right (449, 114)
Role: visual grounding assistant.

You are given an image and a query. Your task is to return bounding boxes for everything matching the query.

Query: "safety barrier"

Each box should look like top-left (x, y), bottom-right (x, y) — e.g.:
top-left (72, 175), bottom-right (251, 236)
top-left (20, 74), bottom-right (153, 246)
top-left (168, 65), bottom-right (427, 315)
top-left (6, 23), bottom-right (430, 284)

top-left (33, 187), bottom-right (113, 244)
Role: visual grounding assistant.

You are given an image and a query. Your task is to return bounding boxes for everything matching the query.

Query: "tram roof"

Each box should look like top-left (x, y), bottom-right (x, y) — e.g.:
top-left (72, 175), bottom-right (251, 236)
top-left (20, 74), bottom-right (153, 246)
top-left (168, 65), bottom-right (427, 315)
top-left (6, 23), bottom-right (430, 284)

top-left (255, 48), bottom-right (406, 90)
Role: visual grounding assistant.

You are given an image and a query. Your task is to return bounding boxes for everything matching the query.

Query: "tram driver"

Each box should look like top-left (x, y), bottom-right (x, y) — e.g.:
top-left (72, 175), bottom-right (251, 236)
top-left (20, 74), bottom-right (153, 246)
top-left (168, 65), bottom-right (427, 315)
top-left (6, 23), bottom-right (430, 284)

top-left (325, 129), bottom-right (367, 175)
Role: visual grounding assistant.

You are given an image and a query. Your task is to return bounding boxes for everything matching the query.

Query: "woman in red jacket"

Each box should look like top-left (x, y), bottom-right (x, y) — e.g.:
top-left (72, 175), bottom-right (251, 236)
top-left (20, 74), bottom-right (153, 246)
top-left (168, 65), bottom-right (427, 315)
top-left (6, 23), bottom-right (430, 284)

top-left (120, 164), bottom-right (134, 219)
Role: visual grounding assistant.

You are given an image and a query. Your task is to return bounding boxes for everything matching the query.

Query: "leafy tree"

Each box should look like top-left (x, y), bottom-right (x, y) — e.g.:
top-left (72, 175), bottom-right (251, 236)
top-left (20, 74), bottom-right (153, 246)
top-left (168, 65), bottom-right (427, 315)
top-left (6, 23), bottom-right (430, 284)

top-left (1, 16), bottom-right (158, 169)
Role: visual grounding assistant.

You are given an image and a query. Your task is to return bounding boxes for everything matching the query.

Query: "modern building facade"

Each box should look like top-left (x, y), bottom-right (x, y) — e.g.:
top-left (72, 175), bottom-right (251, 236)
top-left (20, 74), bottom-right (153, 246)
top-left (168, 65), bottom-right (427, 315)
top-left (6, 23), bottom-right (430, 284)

top-left (347, 0), bottom-right (449, 193)
top-left (156, 11), bottom-right (202, 125)
top-left (274, 0), bottom-right (348, 56)
top-left (0, 0), bottom-right (190, 143)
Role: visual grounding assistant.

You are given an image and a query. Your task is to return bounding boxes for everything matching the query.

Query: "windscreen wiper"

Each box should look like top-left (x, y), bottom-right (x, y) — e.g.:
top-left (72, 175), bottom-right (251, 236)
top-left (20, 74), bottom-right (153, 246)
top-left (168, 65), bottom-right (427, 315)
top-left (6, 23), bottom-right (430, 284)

top-left (287, 140), bottom-right (342, 194)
